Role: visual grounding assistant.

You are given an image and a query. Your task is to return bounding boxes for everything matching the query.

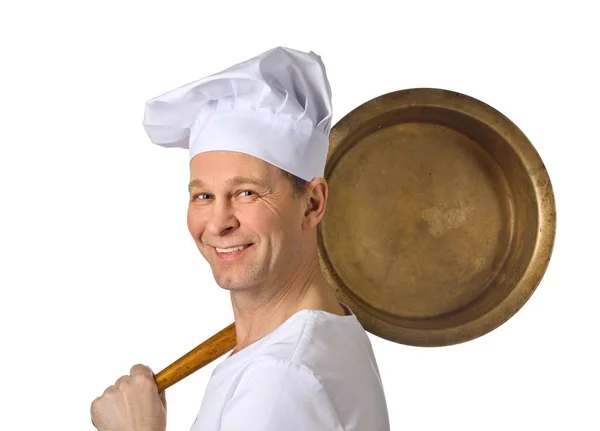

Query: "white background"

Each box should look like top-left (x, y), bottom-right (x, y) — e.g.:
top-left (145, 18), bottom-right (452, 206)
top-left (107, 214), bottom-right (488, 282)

top-left (1, 1), bottom-right (598, 430)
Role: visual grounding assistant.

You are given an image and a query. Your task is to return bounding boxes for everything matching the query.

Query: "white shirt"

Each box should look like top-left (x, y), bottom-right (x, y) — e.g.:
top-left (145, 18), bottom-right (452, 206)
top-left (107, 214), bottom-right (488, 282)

top-left (189, 302), bottom-right (390, 431)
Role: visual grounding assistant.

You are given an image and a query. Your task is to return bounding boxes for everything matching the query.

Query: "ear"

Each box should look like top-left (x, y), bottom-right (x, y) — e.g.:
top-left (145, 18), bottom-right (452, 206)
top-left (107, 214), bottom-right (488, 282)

top-left (303, 178), bottom-right (328, 229)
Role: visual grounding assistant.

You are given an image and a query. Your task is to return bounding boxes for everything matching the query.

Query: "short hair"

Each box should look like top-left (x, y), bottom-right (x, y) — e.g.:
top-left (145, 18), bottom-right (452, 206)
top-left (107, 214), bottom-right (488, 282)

top-left (279, 169), bottom-right (310, 197)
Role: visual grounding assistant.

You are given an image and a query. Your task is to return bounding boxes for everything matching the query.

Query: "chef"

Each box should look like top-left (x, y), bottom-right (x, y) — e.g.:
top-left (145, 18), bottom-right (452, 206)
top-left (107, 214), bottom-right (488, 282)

top-left (90, 46), bottom-right (390, 431)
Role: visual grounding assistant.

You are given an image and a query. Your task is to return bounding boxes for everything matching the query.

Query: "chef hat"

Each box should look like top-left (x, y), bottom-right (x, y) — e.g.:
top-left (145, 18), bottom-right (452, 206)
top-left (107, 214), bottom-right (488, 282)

top-left (142, 46), bottom-right (333, 182)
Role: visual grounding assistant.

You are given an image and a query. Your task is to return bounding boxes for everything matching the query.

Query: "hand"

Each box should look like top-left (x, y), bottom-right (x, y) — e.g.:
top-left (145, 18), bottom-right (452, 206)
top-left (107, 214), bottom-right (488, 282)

top-left (90, 364), bottom-right (167, 431)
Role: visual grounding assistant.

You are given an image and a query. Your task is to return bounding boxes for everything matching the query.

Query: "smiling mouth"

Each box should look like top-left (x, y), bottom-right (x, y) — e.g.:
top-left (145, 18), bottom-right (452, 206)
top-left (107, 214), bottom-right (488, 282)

top-left (215, 244), bottom-right (253, 254)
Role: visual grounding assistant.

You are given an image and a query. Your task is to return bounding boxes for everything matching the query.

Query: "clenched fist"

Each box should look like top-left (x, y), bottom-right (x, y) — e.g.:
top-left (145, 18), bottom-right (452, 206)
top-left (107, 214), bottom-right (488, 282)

top-left (90, 364), bottom-right (167, 431)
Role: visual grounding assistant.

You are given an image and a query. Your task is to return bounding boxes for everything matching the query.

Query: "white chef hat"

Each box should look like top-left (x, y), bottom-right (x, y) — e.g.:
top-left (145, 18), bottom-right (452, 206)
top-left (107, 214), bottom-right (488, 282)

top-left (142, 46), bottom-right (333, 182)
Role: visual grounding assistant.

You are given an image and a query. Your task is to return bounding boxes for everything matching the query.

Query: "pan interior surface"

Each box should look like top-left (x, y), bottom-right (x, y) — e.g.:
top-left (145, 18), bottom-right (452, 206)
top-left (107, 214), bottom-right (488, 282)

top-left (318, 90), bottom-right (554, 346)
top-left (324, 120), bottom-right (512, 319)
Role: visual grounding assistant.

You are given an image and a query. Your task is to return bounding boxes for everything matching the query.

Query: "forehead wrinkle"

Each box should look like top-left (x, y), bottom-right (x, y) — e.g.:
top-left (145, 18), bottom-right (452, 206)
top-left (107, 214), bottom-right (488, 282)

top-left (188, 178), bottom-right (204, 192)
top-left (188, 175), bottom-right (273, 192)
top-left (226, 175), bottom-right (270, 188)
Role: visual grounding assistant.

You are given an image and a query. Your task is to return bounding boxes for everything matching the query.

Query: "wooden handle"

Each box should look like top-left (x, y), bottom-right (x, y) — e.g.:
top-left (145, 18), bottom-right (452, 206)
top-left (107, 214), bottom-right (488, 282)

top-left (154, 322), bottom-right (237, 393)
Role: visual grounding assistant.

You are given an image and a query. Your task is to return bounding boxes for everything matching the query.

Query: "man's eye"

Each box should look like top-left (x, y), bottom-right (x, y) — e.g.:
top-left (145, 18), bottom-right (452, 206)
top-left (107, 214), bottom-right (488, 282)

top-left (240, 190), bottom-right (255, 197)
top-left (194, 193), bottom-right (211, 200)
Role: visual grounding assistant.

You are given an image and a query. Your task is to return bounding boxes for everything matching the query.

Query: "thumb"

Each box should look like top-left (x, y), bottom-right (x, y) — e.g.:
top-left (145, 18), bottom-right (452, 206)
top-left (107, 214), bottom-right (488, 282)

top-left (159, 390), bottom-right (167, 410)
top-left (145, 364), bottom-right (167, 411)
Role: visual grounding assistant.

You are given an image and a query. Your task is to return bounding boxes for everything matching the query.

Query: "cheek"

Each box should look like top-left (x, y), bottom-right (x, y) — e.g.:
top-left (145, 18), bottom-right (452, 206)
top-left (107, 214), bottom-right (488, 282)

top-left (240, 205), bottom-right (281, 243)
top-left (252, 205), bottom-right (299, 244)
top-left (243, 207), bottom-right (273, 234)
top-left (187, 209), bottom-right (205, 238)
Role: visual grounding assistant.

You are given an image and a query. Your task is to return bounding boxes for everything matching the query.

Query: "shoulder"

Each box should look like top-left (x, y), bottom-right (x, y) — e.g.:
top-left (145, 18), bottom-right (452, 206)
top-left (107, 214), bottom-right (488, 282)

top-left (250, 309), bottom-right (368, 369)
top-left (220, 359), bottom-right (344, 431)
top-left (237, 358), bottom-right (326, 392)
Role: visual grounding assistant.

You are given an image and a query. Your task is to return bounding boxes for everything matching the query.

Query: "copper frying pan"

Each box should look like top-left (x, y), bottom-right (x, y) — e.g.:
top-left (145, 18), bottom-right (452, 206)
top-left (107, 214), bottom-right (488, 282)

top-left (153, 88), bottom-right (557, 393)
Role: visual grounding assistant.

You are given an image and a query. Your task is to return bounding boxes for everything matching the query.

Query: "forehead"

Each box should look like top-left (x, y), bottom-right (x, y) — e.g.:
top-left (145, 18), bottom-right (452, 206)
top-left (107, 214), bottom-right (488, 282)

top-left (189, 150), bottom-right (281, 186)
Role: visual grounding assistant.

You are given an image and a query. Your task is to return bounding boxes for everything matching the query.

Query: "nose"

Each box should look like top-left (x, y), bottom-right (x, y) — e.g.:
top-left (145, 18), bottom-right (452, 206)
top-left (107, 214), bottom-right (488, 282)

top-left (205, 198), bottom-right (239, 237)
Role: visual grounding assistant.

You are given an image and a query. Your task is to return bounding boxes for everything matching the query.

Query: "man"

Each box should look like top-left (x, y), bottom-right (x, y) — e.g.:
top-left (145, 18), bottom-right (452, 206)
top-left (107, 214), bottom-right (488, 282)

top-left (90, 46), bottom-right (390, 431)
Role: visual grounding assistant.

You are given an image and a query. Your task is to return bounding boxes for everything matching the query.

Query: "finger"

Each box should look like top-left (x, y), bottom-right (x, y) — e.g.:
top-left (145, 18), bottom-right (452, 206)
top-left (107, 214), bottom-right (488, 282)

top-left (90, 398), bottom-right (100, 430)
top-left (159, 390), bottom-right (167, 410)
top-left (130, 363), bottom-right (154, 379)
top-left (115, 375), bottom-right (130, 389)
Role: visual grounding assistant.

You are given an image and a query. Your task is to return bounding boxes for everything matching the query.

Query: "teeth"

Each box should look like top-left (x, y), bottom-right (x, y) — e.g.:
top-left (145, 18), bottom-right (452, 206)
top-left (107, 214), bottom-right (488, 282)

top-left (216, 245), bottom-right (249, 253)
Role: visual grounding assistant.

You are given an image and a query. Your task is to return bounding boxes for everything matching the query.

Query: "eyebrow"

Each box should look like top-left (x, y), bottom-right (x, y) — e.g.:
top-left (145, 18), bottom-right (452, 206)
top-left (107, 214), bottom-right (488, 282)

top-left (188, 176), bottom-right (270, 192)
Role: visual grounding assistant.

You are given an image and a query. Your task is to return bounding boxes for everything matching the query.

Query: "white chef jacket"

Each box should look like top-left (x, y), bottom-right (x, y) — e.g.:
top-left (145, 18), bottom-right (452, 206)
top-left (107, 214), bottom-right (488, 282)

top-left (189, 302), bottom-right (390, 431)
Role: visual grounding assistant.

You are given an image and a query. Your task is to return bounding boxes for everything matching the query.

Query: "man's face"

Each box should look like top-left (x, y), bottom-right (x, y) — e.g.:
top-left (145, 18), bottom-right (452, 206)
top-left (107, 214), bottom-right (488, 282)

top-left (187, 151), bottom-right (306, 291)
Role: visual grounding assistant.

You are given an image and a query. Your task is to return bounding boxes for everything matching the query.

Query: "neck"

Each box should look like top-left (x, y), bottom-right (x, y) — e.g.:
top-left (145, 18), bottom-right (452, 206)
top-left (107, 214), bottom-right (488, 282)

top-left (228, 252), bottom-right (345, 355)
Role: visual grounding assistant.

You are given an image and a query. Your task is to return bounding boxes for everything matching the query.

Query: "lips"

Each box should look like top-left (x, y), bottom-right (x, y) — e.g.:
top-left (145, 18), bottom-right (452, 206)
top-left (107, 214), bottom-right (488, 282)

top-left (215, 244), bottom-right (251, 254)
top-left (212, 243), bottom-right (254, 259)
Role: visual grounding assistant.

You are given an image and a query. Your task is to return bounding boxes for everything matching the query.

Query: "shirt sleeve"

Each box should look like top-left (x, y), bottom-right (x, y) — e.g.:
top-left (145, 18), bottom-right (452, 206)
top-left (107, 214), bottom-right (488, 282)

top-left (220, 359), bottom-right (345, 431)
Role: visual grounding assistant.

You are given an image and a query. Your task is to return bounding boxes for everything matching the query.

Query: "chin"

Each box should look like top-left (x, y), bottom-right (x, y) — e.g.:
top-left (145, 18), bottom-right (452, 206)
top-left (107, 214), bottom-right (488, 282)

top-left (211, 260), bottom-right (264, 290)
top-left (212, 272), bottom-right (254, 291)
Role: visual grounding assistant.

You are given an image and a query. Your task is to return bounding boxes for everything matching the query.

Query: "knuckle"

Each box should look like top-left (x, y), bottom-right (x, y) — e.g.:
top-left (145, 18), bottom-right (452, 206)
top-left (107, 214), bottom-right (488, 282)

top-left (90, 396), bottom-right (102, 413)
top-left (130, 363), bottom-right (149, 375)
top-left (103, 384), bottom-right (118, 397)
top-left (115, 375), bottom-right (130, 390)
top-left (132, 372), bottom-right (154, 387)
